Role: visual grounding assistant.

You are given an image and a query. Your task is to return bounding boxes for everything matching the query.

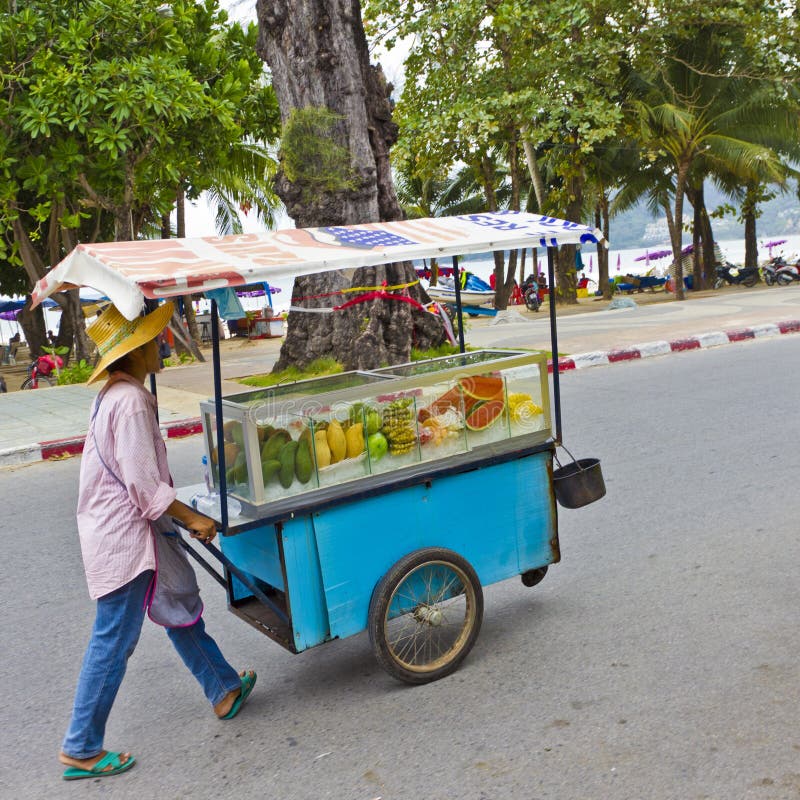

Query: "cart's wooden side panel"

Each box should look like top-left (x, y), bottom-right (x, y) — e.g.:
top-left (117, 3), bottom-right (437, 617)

top-left (281, 517), bottom-right (331, 651)
top-left (312, 450), bottom-right (557, 641)
top-left (219, 518), bottom-right (331, 653)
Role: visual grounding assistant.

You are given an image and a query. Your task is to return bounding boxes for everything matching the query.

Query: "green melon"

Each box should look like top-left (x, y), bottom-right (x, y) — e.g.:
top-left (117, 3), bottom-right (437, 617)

top-left (465, 398), bottom-right (505, 431)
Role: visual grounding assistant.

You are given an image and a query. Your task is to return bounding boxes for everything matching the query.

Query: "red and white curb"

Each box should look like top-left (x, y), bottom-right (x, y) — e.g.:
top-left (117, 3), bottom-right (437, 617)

top-left (548, 319), bottom-right (800, 373)
top-left (0, 417), bottom-right (203, 467)
top-left (3, 319), bottom-right (799, 468)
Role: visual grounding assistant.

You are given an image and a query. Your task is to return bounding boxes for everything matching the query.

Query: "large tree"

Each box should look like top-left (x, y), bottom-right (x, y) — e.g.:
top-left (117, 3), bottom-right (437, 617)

top-left (256, 0), bottom-right (443, 371)
top-left (0, 0), bottom-right (280, 356)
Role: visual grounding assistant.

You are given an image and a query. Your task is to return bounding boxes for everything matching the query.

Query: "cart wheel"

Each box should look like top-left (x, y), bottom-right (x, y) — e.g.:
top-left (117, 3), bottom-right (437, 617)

top-left (521, 566), bottom-right (548, 587)
top-left (368, 547), bottom-right (483, 685)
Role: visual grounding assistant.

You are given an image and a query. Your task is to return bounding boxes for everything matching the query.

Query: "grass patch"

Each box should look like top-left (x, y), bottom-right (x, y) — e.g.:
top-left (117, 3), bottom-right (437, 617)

top-left (410, 343), bottom-right (463, 361)
top-left (239, 357), bottom-right (343, 387)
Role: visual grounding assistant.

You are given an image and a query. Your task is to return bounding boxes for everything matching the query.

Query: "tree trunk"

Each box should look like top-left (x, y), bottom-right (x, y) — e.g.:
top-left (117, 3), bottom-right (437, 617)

top-left (18, 298), bottom-right (47, 358)
top-left (175, 186), bottom-right (205, 362)
top-left (669, 157), bottom-right (691, 301)
top-left (699, 201), bottom-right (716, 289)
top-left (742, 182), bottom-right (760, 269)
top-left (555, 170), bottom-right (583, 305)
top-left (690, 183), bottom-right (702, 290)
top-left (256, 0), bottom-right (443, 371)
top-left (596, 199), bottom-right (611, 300)
top-left (520, 128), bottom-right (546, 210)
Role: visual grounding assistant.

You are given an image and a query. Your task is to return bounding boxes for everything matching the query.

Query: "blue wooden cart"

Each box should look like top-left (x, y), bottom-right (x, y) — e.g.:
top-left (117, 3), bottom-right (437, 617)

top-left (32, 211), bottom-right (606, 684)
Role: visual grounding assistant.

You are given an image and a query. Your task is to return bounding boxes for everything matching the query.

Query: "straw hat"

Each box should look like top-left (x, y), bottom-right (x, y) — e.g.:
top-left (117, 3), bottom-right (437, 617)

top-left (86, 302), bottom-right (174, 384)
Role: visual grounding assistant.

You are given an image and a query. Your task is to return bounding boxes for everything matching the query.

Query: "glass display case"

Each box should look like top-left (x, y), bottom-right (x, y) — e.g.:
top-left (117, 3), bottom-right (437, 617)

top-left (200, 351), bottom-right (551, 513)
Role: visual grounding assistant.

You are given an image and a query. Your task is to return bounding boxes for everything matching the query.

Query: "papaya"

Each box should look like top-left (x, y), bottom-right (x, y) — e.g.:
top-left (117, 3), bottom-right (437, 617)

top-left (257, 424), bottom-right (274, 444)
top-left (278, 440), bottom-right (299, 488)
top-left (326, 419), bottom-right (347, 463)
top-left (418, 385), bottom-right (463, 421)
top-left (261, 429), bottom-right (291, 461)
top-left (345, 422), bottom-right (365, 459)
top-left (223, 419), bottom-right (239, 442)
top-left (295, 439), bottom-right (313, 484)
top-left (465, 398), bottom-right (505, 431)
top-left (261, 458), bottom-right (281, 486)
top-left (232, 451), bottom-right (248, 484)
top-left (313, 430), bottom-right (332, 468)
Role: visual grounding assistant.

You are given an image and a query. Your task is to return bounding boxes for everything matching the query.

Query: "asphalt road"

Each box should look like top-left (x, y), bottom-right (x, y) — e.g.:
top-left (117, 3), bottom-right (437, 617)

top-left (2, 334), bottom-right (800, 800)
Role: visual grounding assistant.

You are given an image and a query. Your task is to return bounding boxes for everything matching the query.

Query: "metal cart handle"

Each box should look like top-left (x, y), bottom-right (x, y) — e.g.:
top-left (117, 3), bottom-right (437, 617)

top-left (177, 535), bottom-right (290, 625)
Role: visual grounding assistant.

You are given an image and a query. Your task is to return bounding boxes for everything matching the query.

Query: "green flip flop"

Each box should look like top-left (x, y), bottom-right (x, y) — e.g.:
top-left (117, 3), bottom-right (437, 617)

top-left (62, 751), bottom-right (136, 781)
top-left (220, 670), bottom-right (257, 720)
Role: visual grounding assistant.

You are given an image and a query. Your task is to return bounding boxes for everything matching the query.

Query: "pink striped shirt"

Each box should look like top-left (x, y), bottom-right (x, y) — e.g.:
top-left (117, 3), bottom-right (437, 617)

top-left (77, 373), bottom-right (176, 599)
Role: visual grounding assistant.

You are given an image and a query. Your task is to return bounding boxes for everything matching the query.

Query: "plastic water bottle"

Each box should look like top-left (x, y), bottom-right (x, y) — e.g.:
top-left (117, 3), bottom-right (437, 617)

top-left (191, 491), bottom-right (242, 521)
top-left (202, 454), bottom-right (213, 493)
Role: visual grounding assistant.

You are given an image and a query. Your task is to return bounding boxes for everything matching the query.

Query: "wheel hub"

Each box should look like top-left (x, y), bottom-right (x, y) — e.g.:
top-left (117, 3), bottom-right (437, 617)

top-left (413, 604), bottom-right (443, 627)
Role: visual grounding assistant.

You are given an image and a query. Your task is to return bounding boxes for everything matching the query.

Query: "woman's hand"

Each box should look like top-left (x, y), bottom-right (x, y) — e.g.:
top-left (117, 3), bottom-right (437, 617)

top-left (165, 499), bottom-right (218, 543)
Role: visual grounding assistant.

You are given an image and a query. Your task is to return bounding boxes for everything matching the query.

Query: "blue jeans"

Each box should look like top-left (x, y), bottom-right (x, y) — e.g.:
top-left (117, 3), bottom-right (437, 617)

top-left (62, 570), bottom-right (241, 759)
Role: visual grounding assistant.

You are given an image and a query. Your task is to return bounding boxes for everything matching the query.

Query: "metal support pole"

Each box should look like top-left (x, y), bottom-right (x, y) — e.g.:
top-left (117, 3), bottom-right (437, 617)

top-left (452, 255), bottom-right (466, 354)
top-left (210, 300), bottom-right (229, 531)
top-left (547, 247), bottom-right (563, 444)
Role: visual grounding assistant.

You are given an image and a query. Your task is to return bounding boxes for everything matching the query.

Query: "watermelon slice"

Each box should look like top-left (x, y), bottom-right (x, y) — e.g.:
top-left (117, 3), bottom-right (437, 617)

top-left (465, 398), bottom-right (506, 431)
top-left (418, 385), bottom-right (463, 422)
top-left (459, 375), bottom-right (503, 400)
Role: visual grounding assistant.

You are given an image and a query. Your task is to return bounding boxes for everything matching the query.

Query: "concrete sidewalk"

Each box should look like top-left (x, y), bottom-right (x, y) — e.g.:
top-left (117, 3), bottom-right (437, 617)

top-left (2, 285), bottom-right (799, 467)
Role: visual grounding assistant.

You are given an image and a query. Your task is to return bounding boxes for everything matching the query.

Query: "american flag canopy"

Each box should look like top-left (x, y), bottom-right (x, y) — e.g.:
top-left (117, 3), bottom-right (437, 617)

top-left (33, 211), bottom-right (604, 319)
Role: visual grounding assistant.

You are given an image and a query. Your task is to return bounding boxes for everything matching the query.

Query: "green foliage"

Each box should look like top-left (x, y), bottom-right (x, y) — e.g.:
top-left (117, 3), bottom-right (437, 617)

top-left (280, 107), bottom-right (358, 199)
top-left (240, 357), bottom-right (343, 387)
top-left (57, 359), bottom-right (93, 385)
top-left (0, 0), bottom-right (281, 295)
top-left (410, 343), bottom-right (460, 361)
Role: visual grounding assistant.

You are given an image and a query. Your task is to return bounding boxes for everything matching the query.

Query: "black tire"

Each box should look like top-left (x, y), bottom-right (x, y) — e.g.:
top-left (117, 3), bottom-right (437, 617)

top-left (764, 272), bottom-right (775, 286)
top-left (524, 290), bottom-right (540, 312)
top-left (743, 272), bottom-right (757, 287)
top-left (21, 374), bottom-right (54, 390)
top-left (521, 566), bottom-right (548, 587)
top-left (777, 273), bottom-right (794, 286)
top-left (368, 547), bottom-right (483, 684)
top-left (713, 277), bottom-right (726, 290)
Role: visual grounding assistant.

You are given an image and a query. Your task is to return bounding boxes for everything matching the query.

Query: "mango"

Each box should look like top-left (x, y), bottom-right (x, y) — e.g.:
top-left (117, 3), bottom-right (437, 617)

top-left (326, 419), bottom-right (347, 463)
top-left (295, 439), bottom-right (313, 484)
top-left (223, 419), bottom-right (238, 442)
top-left (261, 429), bottom-right (291, 461)
top-left (278, 440), bottom-right (299, 489)
top-left (313, 430), bottom-right (332, 468)
top-left (261, 458), bottom-right (281, 486)
top-left (345, 422), bottom-right (365, 459)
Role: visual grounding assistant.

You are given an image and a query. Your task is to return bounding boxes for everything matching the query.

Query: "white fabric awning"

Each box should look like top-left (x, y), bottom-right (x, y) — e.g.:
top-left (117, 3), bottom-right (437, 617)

top-left (32, 211), bottom-right (604, 320)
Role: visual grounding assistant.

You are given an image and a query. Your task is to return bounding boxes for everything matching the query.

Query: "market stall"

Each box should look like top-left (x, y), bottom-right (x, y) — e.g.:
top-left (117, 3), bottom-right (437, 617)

top-left (33, 211), bottom-right (607, 684)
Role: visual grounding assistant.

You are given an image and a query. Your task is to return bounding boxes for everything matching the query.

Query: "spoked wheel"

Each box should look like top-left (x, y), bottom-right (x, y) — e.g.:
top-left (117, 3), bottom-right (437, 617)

top-left (20, 374), bottom-right (54, 390)
top-left (368, 547), bottom-right (483, 684)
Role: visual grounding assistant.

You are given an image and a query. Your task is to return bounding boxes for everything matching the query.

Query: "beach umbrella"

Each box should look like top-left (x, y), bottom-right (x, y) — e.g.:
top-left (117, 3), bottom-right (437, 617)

top-left (765, 239), bottom-right (787, 257)
top-left (616, 254), bottom-right (621, 271)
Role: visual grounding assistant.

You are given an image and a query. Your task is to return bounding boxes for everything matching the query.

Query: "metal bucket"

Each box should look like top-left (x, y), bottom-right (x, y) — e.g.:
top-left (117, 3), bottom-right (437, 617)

top-left (553, 457), bottom-right (606, 509)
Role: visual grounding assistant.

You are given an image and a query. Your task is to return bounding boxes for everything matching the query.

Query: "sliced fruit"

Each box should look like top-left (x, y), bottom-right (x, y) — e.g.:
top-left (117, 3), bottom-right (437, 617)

top-left (465, 398), bottom-right (505, 431)
top-left (459, 375), bottom-right (503, 401)
top-left (418, 386), bottom-right (463, 422)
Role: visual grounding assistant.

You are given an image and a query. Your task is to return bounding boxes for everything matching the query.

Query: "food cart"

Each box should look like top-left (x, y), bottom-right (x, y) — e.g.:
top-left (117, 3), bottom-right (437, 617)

top-left (32, 211), bottom-right (606, 685)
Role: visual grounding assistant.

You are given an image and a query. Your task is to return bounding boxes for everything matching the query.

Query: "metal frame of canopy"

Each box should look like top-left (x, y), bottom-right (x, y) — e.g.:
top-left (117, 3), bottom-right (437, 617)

top-left (32, 211), bottom-right (605, 530)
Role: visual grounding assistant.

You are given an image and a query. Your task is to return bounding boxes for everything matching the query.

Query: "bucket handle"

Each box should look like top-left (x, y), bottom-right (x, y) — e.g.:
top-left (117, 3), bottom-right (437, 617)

top-left (554, 444), bottom-right (588, 472)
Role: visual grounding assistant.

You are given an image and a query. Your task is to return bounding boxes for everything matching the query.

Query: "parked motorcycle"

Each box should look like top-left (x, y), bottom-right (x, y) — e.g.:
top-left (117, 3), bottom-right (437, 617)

top-left (714, 262), bottom-right (758, 289)
top-left (520, 274), bottom-right (541, 311)
top-left (776, 261), bottom-right (800, 285)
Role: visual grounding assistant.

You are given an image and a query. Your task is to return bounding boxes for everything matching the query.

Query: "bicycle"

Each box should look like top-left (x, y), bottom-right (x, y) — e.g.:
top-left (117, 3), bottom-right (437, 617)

top-left (20, 353), bottom-right (63, 390)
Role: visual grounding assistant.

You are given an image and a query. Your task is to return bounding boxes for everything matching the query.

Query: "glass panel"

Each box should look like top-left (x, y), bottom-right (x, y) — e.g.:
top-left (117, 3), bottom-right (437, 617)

top-left (502, 363), bottom-right (549, 437)
top-left (368, 391), bottom-right (421, 475)
top-left (371, 350), bottom-right (518, 378)
top-left (222, 371), bottom-right (389, 406)
top-left (416, 379), bottom-right (469, 461)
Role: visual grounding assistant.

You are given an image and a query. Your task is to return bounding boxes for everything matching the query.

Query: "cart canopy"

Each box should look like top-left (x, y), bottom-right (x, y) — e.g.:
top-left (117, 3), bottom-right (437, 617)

top-left (32, 211), bottom-right (604, 320)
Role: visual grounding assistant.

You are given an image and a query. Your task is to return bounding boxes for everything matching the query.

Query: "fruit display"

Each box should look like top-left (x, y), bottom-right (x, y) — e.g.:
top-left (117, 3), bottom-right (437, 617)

top-left (200, 350), bottom-right (550, 510)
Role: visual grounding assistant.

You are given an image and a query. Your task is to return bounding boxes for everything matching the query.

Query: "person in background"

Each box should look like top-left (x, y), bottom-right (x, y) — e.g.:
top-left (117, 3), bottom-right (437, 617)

top-left (59, 302), bottom-right (255, 782)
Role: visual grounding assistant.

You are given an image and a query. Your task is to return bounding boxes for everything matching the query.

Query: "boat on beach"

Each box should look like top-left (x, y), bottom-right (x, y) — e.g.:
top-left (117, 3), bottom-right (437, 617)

top-left (424, 285), bottom-right (495, 307)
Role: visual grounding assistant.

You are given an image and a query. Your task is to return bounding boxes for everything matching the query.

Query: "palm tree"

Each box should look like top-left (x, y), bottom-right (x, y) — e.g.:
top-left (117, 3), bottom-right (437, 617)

top-left (628, 26), bottom-right (794, 299)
